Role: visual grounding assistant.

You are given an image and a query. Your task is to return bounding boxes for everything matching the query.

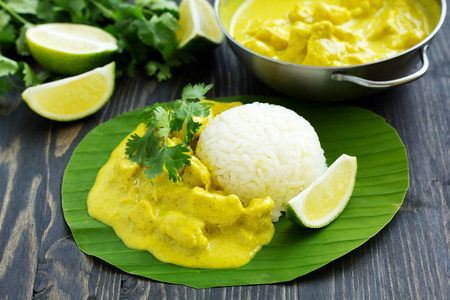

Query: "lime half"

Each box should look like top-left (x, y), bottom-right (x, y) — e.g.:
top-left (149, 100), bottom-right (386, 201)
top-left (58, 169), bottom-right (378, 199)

top-left (22, 62), bottom-right (115, 121)
top-left (176, 0), bottom-right (225, 54)
top-left (286, 154), bottom-right (357, 228)
top-left (26, 23), bottom-right (118, 75)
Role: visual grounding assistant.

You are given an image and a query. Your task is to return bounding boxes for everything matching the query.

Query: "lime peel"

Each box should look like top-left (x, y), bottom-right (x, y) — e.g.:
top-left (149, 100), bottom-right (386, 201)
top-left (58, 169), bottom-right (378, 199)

top-left (286, 154), bottom-right (357, 228)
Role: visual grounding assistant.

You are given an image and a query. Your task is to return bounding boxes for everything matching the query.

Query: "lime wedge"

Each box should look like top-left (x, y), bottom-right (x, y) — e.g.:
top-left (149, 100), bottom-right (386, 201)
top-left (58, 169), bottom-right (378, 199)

top-left (26, 23), bottom-right (118, 75)
top-left (176, 0), bottom-right (225, 54)
top-left (22, 62), bottom-right (115, 121)
top-left (286, 154), bottom-right (357, 228)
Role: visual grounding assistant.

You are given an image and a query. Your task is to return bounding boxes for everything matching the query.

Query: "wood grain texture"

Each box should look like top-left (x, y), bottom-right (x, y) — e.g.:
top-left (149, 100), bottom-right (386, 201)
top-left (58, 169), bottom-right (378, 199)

top-left (0, 1), bottom-right (449, 298)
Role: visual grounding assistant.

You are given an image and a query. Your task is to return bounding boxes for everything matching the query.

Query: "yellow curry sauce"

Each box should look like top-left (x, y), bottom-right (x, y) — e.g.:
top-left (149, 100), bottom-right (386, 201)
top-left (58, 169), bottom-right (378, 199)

top-left (87, 102), bottom-right (275, 269)
top-left (230, 0), bottom-right (435, 66)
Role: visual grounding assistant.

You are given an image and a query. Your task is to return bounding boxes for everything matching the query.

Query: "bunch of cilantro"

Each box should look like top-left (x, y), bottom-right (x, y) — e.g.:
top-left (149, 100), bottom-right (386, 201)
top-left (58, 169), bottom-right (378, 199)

top-left (0, 0), bottom-right (193, 101)
top-left (126, 83), bottom-right (213, 182)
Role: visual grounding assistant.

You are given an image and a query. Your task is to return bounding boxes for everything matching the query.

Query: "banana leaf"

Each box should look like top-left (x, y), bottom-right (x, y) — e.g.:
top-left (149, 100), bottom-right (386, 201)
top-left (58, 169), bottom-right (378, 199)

top-left (62, 96), bottom-right (408, 288)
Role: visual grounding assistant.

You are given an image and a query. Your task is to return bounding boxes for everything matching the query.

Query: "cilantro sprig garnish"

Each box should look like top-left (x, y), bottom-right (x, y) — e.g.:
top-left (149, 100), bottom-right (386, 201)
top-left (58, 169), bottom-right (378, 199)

top-left (126, 83), bottom-right (213, 182)
top-left (0, 0), bottom-right (194, 101)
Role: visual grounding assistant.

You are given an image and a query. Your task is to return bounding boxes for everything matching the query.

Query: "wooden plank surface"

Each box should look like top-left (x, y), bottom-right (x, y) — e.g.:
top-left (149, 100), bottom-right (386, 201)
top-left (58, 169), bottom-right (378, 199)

top-left (0, 1), bottom-right (449, 298)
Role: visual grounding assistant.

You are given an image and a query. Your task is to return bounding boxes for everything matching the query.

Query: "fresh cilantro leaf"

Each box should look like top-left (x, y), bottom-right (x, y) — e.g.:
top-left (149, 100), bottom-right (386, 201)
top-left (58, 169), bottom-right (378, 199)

top-left (0, 9), bottom-right (16, 49)
top-left (20, 61), bottom-right (38, 86)
top-left (181, 83), bottom-right (214, 101)
top-left (152, 105), bottom-right (171, 139)
top-left (155, 12), bottom-right (179, 31)
top-left (170, 100), bottom-right (187, 132)
top-left (0, 77), bottom-right (12, 98)
top-left (171, 100), bottom-right (212, 144)
top-left (161, 43), bottom-right (195, 67)
top-left (0, 9), bottom-right (11, 28)
top-left (146, 61), bottom-right (171, 82)
top-left (137, 14), bottom-right (178, 50)
top-left (15, 24), bottom-right (32, 56)
top-left (184, 102), bottom-right (211, 144)
top-left (135, 0), bottom-right (151, 6)
top-left (58, 0), bottom-right (86, 17)
top-left (125, 127), bottom-right (160, 164)
top-left (148, 0), bottom-right (179, 18)
top-left (172, 83), bottom-right (213, 142)
top-left (126, 83), bottom-right (213, 182)
top-left (170, 84), bottom-right (213, 132)
top-left (7, 0), bottom-right (38, 14)
top-left (0, 54), bottom-right (38, 92)
top-left (35, 69), bottom-right (51, 83)
top-left (125, 57), bottom-right (136, 77)
top-left (35, 1), bottom-right (56, 22)
top-left (0, 54), bottom-right (18, 77)
top-left (0, 24), bottom-right (16, 46)
top-left (144, 143), bottom-right (191, 182)
top-left (138, 102), bottom-right (168, 125)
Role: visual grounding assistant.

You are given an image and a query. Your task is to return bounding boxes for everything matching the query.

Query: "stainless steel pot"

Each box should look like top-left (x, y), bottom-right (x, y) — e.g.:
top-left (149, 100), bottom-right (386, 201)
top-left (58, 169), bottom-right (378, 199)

top-left (215, 0), bottom-right (447, 102)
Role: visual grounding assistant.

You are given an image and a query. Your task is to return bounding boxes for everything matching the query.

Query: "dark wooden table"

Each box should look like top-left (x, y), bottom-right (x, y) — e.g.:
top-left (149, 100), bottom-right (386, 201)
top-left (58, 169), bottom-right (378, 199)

top-left (1, 2), bottom-right (449, 298)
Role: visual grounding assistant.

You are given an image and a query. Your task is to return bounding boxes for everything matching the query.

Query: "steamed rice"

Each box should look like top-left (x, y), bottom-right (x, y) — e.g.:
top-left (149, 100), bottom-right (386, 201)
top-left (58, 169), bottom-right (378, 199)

top-left (196, 102), bottom-right (327, 221)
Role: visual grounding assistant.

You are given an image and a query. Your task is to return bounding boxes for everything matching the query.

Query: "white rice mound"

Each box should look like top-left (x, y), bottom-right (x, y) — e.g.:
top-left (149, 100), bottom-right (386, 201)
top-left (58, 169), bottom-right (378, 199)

top-left (196, 102), bottom-right (328, 221)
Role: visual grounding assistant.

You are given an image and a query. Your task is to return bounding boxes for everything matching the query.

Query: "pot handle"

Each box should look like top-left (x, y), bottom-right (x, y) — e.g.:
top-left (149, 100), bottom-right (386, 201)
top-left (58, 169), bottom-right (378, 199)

top-left (331, 45), bottom-right (429, 88)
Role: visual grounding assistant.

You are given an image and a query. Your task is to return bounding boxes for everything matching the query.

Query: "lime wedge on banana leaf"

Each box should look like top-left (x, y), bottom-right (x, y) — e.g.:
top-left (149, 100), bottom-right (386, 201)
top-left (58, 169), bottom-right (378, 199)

top-left (287, 154), bottom-right (357, 228)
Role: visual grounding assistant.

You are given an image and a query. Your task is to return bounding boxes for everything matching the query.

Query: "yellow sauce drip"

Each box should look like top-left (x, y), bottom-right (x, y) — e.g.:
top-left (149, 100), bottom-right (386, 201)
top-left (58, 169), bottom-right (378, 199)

top-left (87, 102), bottom-right (275, 269)
top-left (230, 0), bottom-right (435, 66)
